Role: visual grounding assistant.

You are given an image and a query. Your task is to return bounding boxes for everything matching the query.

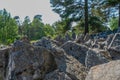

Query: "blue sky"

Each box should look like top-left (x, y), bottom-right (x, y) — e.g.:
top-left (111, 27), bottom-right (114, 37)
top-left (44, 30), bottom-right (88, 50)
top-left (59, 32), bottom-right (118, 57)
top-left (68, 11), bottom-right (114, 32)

top-left (0, 0), bottom-right (60, 24)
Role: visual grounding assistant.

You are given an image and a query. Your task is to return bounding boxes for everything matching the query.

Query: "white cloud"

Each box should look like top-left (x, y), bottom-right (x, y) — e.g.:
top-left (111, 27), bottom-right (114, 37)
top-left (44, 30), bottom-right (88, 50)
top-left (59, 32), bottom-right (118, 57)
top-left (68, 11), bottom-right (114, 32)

top-left (0, 0), bottom-right (60, 24)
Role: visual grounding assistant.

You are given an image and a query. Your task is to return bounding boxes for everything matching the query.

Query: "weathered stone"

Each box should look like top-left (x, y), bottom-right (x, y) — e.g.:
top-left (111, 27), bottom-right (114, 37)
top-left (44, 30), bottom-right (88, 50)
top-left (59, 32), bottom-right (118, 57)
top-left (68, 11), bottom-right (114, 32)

top-left (46, 46), bottom-right (87, 80)
top-left (91, 39), bottom-right (100, 48)
top-left (106, 34), bottom-right (114, 46)
top-left (84, 33), bottom-right (91, 42)
top-left (40, 43), bottom-right (87, 80)
top-left (51, 39), bottom-right (62, 46)
top-left (65, 55), bottom-right (87, 80)
top-left (91, 38), bottom-right (106, 49)
top-left (61, 41), bottom-right (89, 65)
top-left (34, 37), bottom-right (56, 49)
top-left (75, 34), bottom-right (84, 43)
top-left (108, 33), bottom-right (120, 48)
top-left (86, 60), bottom-right (120, 80)
top-left (2, 30), bottom-right (120, 80)
top-left (50, 47), bottom-right (67, 72)
top-left (85, 48), bottom-right (110, 69)
top-left (84, 39), bottom-right (93, 48)
top-left (0, 48), bottom-right (10, 80)
top-left (34, 38), bottom-right (66, 72)
top-left (44, 70), bottom-right (72, 80)
top-left (108, 46), bottom-right (120, 60)
top-left (98, 41), bottom-right (107, 49)
top-left (6, 40), bottom-right (57, 80)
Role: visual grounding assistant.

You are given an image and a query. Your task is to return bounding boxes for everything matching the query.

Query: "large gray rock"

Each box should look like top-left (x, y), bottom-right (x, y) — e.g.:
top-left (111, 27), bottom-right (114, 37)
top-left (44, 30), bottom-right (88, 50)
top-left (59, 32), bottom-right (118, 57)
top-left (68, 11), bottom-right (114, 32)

top-left (34, 38), bottom-right (67, 72)
top-left (107, 33), bottom-right (120, 60)
top-left (4, 40), bottom-right (87, 80)
top-left (61, 41), bottom-right (89, 65)
top-left (86, 60), bottom-right (120, 80)
top-left (85, 48), bottom-right (110, 69)
top-left (0, 48), bottom-right (10, 80)
top-left (50, 46), bottom-right (87, 80)
top-left (34, 37), bottom-right (56, 49)
top-left (36, 43), bottom-right (87, 80)
top-left (6, 40), bottom-right (57, 80)
top-left (65, 55), bottom-right (87, 80)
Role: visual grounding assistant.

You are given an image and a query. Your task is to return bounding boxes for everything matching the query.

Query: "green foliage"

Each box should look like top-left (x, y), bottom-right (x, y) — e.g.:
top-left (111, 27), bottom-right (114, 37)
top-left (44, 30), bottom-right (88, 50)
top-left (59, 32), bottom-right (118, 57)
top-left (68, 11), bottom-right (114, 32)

top-left (50, 0), bottom-right (111, 34)
top-left (44, 24), bottom-right (55, 38)
top-left (0, 9), bottom-right (56, 44)
top-left (109, 17), bottom-right (118, 30)
top-left (29, 18), bottom-right (45, 40)
top-left (89, 16), bottom-right (107, 33)
top-left (22, 16), bottom-right (31, 38)
top-left (0, 9), bottom-right (18, 44)
top-left (103, 0), bottom-right (120, 29)
top-left (53, 20), bottom-right (65, 36)
top-left (53, 19), bottom-right (72, 37)
top-left (74, 16), bottom-right (107, 34)
top-left (105, 0), bottom-right (120, 7)
top-left (50, 0), bottom-right (83, 20)
top-left (21, 16), bottom-right (55, 40)
top-left (1, 0), bottom-right (119, 45)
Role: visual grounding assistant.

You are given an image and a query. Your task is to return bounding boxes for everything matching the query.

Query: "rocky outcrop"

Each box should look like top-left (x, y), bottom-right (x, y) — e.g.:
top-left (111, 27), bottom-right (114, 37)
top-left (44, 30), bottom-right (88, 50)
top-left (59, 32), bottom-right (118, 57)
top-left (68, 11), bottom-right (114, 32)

top-left (86, 60), bottom-right (120, 80)
top-left (0, 39), bottom-right (86, 80)
top-left (35, 39), bottom-right (87, 80)
top-left (85, 48), bottom-right (110, 69)
top-left (34, 37), bottom-right (57, 49)
top-left (0, 32), bottom-right (120, 80)
top-left (61, 41), bottom-right (89, 65)
top-left (45, 54), bottom-right (87, 80)
top-left (65, 55), bottom-right (87, 80)
top-left (6, 40), bottom-right (57, 80)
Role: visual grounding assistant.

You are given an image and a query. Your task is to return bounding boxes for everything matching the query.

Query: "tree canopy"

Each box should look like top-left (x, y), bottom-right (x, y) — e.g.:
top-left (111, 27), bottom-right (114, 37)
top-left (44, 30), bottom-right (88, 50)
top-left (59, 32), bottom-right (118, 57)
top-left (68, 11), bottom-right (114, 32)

top-left (0, 9), bottom-right (18, 44)
top-left (0, 0), bottom-right (120, 44)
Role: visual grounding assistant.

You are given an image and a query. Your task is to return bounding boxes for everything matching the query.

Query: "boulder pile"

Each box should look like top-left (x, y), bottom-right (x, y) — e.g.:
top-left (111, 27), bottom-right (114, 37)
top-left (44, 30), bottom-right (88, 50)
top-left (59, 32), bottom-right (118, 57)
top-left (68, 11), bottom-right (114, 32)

top-left (0, 32), bottom-right (120, 80)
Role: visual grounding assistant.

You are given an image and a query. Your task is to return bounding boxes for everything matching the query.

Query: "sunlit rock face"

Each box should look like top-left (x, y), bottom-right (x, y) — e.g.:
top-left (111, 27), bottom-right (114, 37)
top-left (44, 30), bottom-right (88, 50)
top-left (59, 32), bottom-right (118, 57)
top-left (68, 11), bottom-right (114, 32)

top-left (86, 60), bottom-right (120, 80)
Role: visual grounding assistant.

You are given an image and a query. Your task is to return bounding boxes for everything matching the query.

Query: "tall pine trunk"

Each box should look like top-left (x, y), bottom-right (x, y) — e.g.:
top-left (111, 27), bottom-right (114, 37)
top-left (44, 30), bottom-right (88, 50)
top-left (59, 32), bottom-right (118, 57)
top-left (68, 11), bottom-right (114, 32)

top-left (84, 0), bottom-right (89, 35)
